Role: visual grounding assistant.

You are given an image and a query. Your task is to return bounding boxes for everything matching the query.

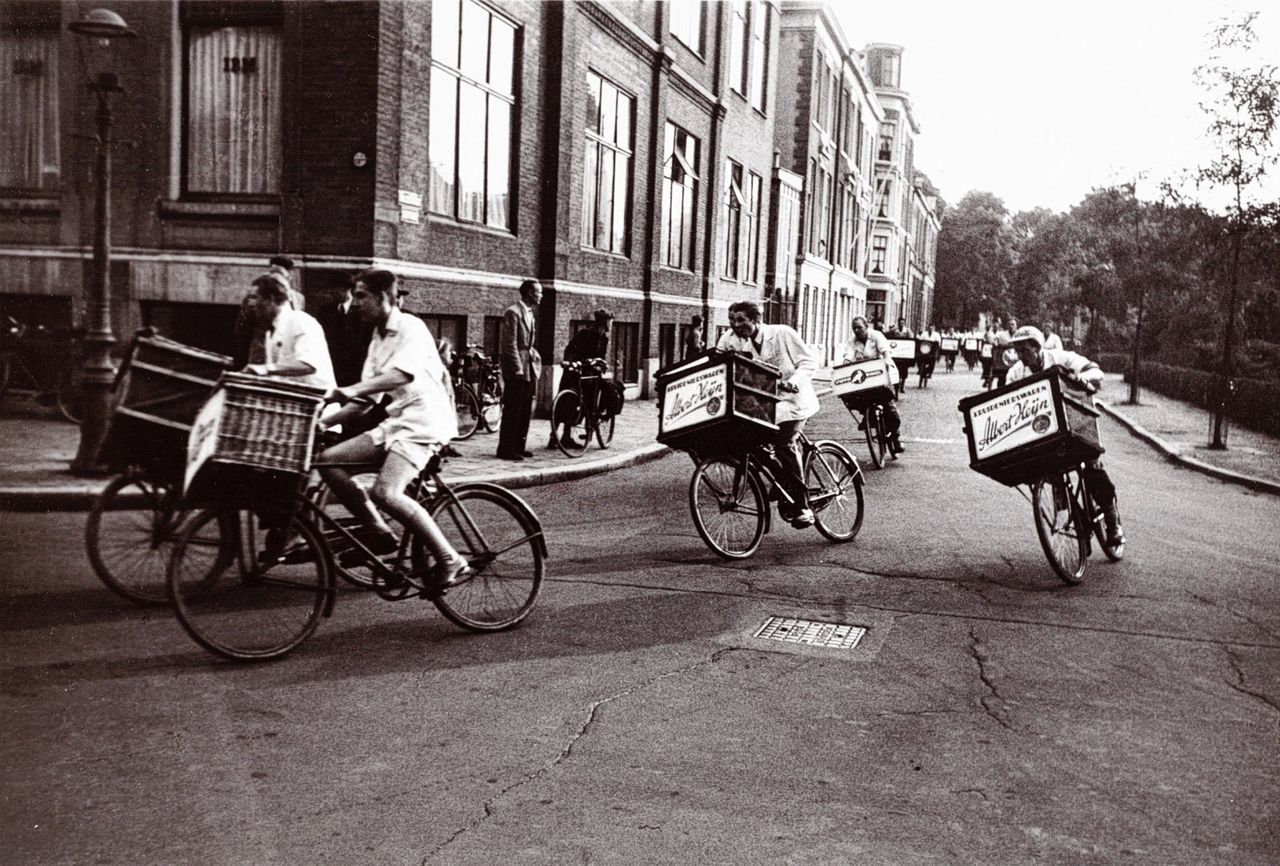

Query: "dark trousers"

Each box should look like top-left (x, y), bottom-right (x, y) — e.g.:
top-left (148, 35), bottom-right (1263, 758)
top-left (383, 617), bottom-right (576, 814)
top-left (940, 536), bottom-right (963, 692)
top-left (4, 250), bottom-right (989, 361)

top-left (1083, 459), bottom-right (1117, 513)
top-left (497, 375), bottom-right (534, 456)
top-left (764, 420), bottom-right (808, 510)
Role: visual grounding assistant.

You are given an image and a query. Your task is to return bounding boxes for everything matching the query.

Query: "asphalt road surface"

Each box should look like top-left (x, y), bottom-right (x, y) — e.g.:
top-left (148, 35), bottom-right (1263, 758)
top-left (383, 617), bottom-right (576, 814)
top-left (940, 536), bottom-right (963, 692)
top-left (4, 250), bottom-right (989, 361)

top-left (2, 367), bottom-right (1278, 865)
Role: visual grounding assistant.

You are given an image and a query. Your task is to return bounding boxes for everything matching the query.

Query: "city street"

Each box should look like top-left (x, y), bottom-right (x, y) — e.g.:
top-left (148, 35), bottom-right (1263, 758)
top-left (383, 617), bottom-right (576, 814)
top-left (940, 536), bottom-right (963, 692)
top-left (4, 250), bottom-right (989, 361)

top-left (3, 367), bottom-right (1278, 865)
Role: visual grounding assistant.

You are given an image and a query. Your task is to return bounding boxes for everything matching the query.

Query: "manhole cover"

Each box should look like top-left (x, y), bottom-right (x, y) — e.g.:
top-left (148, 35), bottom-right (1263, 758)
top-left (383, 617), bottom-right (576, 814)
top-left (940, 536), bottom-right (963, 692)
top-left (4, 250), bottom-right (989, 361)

top-left (754, 616), bottom-right (866, 650)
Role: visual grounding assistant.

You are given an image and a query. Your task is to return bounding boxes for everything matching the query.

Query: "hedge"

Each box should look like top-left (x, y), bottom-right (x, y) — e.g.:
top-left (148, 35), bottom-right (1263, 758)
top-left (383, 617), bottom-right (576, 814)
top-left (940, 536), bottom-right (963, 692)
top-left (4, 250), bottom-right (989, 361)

top-left (1120, 360), bottom-right (1280, 436)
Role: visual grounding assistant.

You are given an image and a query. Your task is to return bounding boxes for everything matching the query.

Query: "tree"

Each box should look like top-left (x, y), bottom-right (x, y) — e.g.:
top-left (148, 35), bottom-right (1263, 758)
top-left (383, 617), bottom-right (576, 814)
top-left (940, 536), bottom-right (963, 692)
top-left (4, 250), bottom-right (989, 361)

top-left (1193, 11), bottom-right (1279, 448)
top-left (933, 191), bottom-right (1016, 329)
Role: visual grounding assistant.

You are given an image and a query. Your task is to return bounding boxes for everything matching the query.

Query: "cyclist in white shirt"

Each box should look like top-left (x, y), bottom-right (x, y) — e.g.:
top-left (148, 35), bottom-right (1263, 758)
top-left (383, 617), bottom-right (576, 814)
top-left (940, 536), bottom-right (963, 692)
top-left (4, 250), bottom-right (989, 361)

top-left (1006, 325), bottom-right (1124, 546)
top-left (715, 301), bottom-right (819, 528)
top-left (842, 316), bottom-right (904, 454)
top-left (317, 269), bottom-right (470, 592)
top-left (242, 272), bottom-right (336, 390)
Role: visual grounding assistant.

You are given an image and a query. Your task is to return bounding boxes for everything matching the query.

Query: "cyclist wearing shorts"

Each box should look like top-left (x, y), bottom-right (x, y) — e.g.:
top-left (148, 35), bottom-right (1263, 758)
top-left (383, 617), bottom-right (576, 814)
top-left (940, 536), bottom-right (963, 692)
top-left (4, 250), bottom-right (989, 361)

top-left (317, 268), bottom-right (471, 591)
top-left (715, 301), bottom-right (819, 528)
top-left (1006, 325), bottom-right (1124, 546)
top-left (841, 316), bottom-right (904, 455)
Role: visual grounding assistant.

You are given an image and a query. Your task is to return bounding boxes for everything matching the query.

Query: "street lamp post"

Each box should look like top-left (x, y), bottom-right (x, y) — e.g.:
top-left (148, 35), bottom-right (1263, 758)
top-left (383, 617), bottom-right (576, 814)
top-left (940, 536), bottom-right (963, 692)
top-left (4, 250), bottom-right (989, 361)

top-left (69, 9), bottom-right (136, 476)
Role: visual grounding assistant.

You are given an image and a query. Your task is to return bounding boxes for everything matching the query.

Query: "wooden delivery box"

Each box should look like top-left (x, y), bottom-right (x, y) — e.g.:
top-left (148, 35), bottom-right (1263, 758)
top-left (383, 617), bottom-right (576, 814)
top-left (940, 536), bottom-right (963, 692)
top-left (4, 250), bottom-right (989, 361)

top-left (184, 374), bottom-right (327, 512)
top-left (99, 334), bottom-right (233, 475)
top-left (963, 338), bottom-right (979, 352)
top-left (655, 352), bottom-right (779, 455)
top-left (830, 357), bottom-right (894, 409)
top-left (940, 337), bottom-right (960, 353)
top-left (886, 338), bottom-right (916, 361)
top-left (957, 369), bottom-right (1104, 487)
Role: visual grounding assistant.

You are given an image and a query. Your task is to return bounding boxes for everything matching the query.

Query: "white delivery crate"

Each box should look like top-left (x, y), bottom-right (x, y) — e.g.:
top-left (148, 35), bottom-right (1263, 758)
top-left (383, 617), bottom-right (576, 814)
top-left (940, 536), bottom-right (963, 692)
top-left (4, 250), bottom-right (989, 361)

top-left (830, 357), bottom-right (893, 397)
top-left (887, 338), bottom-right (917, 361)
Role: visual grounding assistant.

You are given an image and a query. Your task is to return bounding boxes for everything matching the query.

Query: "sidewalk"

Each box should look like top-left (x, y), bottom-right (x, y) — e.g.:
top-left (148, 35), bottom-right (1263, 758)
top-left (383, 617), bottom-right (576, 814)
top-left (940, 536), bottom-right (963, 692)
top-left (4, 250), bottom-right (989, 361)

top-left (0, 393), bottom-right (669, 511)
top-left (1094, 372), bottom-right (1280, 495)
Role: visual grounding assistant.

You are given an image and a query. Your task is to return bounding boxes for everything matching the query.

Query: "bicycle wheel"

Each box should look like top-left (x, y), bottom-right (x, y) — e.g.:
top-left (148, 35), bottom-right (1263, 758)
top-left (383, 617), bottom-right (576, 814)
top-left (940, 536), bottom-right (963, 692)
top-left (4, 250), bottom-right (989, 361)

top-left (86, 474), bottom-right (216, 606)
top-left (169, 508), bottom-right (332, 661)
top-left (864, 407), bottom-right (886, 469)
top-left (481, 382), bottom-right (503, 431)
top-left (419, 483), bottom-right (544, 632)
top-left (301, 483), bottom-right (393, 591)
top-left (552, 390), bottom-right (589, 458)
top-left (1092, 497), bottom-right (1126, 562)
top-left (596, 409), bottom-right (615, 448)
top-left (805, 443), bottom-right (864, 542)
top-left (1032, 473), bottom-right (1087, 585)
top-left (454, 385), bottom-right (481, 440)
top-left (689, 457), bottom-right (767, 559)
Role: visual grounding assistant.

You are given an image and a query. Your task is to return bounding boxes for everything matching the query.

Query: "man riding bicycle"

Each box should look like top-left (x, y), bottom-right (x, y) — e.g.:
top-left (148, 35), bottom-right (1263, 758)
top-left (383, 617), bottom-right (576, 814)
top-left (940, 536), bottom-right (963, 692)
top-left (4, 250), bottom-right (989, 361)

top-left (841, 316), bottom-right (904, 455)
top-left (715, 301), bottom-right (819, 528)
top-left (316, 268), bottom-right (472, 592)
top-left (1006, 325), bottom-right (1124, 547)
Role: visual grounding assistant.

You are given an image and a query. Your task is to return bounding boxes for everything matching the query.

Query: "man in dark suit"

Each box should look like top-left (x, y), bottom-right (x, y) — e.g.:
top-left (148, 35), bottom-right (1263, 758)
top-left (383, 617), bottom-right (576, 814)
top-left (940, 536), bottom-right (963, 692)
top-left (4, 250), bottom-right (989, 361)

top-left (317, 278), bottom-right (374, 387)
top-left (496, 279), bottom-right (543, 461)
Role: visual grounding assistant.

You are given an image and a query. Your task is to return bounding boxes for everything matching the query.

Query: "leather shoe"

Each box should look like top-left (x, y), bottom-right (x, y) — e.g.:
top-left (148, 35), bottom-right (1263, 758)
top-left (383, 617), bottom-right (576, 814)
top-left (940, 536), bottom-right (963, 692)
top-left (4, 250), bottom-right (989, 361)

top-left (520, 450), bottom-right (534, 458)
top-left (496, 452), bottom-right (524, 461)
top-left (790, 508), bottom-right (815, 529)
top-left (423, 557), bottom-right (473, 595)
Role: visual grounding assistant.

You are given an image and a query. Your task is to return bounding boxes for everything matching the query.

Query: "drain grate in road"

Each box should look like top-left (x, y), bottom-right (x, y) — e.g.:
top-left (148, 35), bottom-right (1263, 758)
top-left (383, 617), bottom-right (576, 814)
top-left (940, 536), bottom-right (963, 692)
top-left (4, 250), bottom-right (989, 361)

top-left (754, 616), bottom-right (866, 650)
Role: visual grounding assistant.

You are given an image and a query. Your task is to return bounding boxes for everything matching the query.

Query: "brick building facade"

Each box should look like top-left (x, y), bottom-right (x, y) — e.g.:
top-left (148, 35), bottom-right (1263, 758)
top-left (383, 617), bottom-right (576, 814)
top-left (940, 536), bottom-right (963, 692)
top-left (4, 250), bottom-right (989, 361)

top-left (0, 0), bottom-right (935, 405)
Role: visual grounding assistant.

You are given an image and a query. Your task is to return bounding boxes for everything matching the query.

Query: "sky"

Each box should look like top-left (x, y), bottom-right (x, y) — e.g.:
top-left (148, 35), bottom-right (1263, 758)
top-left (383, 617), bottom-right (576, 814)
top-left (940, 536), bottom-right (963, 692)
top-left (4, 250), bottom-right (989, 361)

top-left (833, 1), bottom-right (1279, 215)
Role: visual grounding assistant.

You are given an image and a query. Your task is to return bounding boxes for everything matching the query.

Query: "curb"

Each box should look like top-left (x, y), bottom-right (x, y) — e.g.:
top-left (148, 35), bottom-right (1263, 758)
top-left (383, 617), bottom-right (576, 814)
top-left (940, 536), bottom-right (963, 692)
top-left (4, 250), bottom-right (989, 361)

top-left (1095, 398), bottom-right (1280, 497)
top-left (0, 443), bottom-right (675, 513)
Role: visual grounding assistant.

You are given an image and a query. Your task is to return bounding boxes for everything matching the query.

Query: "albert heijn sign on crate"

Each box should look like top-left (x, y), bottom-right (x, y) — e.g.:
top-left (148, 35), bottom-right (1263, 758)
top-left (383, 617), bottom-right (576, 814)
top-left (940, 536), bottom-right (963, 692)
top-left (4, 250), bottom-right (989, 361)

top-left (655, 352), bottom-right (779, 454)
top-left (966, 375), bottom-right (1060, 462)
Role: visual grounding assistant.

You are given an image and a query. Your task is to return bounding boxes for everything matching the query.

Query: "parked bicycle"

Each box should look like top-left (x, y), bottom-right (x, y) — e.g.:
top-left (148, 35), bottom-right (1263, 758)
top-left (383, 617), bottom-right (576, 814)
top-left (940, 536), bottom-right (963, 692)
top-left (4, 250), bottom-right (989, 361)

top-left (0, 316), bottom-right (83, 423)
top-left (451, 346), bottom-right (503, 440)
top-left (550, 357), bottom-right (616, 458)
top-left (687, 431), bottom-right (865, 559)
top-left (166, 447), bottom-right (547, 662)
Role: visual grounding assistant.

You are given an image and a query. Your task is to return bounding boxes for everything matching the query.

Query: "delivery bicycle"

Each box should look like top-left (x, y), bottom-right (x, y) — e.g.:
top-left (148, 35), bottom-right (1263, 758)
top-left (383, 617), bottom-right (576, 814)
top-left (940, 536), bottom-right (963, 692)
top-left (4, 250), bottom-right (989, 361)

top-left (1027, 460), bottom-right (1125, 584)
top-left (0, 316), bottom-right (83, 423)
top-left (167, 447), bottom-right (547, 662)
top-left (550, 357), bottom-right (616, 458)
top-left (687, 431), bottom-right (865, 559)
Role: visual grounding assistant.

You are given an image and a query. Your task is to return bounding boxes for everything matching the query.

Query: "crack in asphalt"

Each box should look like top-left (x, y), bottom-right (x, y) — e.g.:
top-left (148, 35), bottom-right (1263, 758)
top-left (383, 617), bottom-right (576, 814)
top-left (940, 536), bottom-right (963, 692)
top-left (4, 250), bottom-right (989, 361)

top-left (542, 575), bottom-right (1280, 651)
top-left (1186, 589), bottom-right (1280, 642)
top-left (1224, 647), bottom-right (1280, 718)
top-left (967, 627), bottom-right (1015, 731)
top-left (423, 648), bottom-right (740, 862)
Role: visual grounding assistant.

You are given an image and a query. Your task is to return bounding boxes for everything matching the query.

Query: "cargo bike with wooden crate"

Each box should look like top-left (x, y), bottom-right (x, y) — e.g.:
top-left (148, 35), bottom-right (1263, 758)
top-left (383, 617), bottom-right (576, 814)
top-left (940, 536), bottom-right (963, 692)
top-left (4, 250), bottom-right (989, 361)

top-left (656, 351), bottom-right (865, 559)
top-left (958, 368), bottom-right (1125, 584)
top-left (166, 374), bottom-right (546, 661)
top-left (830, 357), bottom-right (899, 469)
top-left (85, 333), bottom-right (235, 605)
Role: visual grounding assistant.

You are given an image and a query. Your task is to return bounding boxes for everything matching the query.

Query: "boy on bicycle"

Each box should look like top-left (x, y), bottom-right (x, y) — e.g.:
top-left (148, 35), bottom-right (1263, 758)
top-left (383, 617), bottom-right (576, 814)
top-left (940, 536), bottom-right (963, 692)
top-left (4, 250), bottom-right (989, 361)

top-left (715, 301), bottom-right (818, 528)
top-left (841, 316), bottom-right (904, 454)
top-left (316, 269), bottom-right (471, 591)
top-left (1005, 325), bottom-right (1124, 547)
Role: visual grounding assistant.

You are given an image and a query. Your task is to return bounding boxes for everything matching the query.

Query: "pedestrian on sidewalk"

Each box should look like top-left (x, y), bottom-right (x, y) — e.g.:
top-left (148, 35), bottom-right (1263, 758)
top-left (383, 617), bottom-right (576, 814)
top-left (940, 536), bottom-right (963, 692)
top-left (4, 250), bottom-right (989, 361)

top-left (496, 279), bottom-right (543, 461)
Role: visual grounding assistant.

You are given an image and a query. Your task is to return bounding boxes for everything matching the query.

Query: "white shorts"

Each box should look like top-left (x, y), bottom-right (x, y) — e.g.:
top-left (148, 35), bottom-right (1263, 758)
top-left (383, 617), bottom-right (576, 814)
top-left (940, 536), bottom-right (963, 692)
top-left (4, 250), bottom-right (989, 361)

top-left (366, 423), bottom-right (442, 472)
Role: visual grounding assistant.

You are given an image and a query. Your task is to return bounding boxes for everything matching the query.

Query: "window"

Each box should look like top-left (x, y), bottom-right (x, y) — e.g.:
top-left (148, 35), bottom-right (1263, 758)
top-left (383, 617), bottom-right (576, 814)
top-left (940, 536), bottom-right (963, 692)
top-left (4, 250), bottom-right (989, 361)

top-left (612, 321), bottom-right (639, 383)
top-left (723, 160), bottom-right (743, 278)
top-left (661, 122), bottom-right (699, 269)
top-left (483, 314), bottom-right (503, 358)
top-left (878, 121), bottom-right (895, 163)
top-left (745, 172), bottom-right (762, 283)
top-left (729, 1), bottom-right (748, 94)
top-left (748, 3), bottom-right (769, 111)
top-left (808, 163), bottom-right (832, 259)
top-left (837, 185), bottom-right (857, 269)
top-left (669, 0), bottom-right (702, 54)
top-left (415, 314), bottom-right (467, 354)
top-left (877, 181), bottom-right (891, 218)
top-left (582, 72), bottom-right (633, 254)
top-left (1, 30), bottom-right (59, 189)
top-left (658, 323), bottom-right (676, 369)
top-left (430, 0), bottom-right (516, 228)
top-left (185, 20), bottom-right (283, 195)
top-left (871, 235), bottom-right (888, 274)
top-left (814, 53), bottom-right (829, 130)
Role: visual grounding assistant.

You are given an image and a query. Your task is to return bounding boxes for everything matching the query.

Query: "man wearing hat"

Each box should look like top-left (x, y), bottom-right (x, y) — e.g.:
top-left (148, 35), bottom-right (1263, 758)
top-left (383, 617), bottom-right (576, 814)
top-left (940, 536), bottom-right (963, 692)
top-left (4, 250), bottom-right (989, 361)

top-left (1006, 325), bottom-right (1125, 547)
top-left (551, 309), bottom-right (614, 449)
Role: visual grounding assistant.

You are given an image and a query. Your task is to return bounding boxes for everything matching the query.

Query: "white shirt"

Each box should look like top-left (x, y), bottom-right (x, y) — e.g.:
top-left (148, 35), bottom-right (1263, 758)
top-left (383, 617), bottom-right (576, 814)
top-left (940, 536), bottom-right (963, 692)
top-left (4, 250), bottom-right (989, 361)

top-left (264, 307), bottom-right (335, 389)
top-left (363, 307), bottom-right (457, 445)
top-left (716, 323), bottom-right (819, 423)
top-left (1042, 332), bottom-right (1064, 351)
top-left (1008, 348), bottom-right (1103, 388)
top-left (842, 328), bottom-right (899, 386)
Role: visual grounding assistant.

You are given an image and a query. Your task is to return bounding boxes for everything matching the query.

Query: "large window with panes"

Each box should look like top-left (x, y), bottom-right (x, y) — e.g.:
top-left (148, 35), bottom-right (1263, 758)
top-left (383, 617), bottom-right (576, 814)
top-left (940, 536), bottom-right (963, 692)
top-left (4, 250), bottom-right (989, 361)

top-left (723, 160), bottom-right (743, 278)
top-left (729, 1), bottom-right (770, 111)
top-left (183, 2), bottom-right (283, 196)
top-left (744, 171), bottom-right (762, 283)
top-left (1, 14), bottom-right (59, 191)
top-left (837, 185), bottom-right (858, 270)
top-left (871, 235), bottom-right (889, 274)
top-left (669, 0), bottom-right (703, 54)
top-left (430, 0), bottom-right (516, 229)
top-left (612, 321), bottom-right (639, 383)
top-left (661, 122), bottom-right (699, 270)
top-left (878, 119), bottom-right (896, 163)
top-left (582, 71), bottom-right (633, 254)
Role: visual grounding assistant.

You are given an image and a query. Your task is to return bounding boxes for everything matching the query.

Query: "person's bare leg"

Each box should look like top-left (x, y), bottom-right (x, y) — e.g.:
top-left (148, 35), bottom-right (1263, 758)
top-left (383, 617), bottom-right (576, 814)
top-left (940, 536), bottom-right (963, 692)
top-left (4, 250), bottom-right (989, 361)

top-left (369, 451), bottom-right (468, 582)
top-left (317, 434), bottom-right (393, 535)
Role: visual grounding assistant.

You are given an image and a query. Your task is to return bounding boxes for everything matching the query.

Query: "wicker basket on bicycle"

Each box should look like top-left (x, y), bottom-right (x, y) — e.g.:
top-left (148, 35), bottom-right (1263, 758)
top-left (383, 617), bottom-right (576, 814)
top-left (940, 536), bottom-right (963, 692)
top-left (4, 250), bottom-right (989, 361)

top-left (183, 373), bottom-right (327, 522)
top-left (957, 368), bottom-right (1103, 487)
top-left (654, 350), bottom-right (779, 459)
top-left (98, 333), bottom-right (234, 484)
